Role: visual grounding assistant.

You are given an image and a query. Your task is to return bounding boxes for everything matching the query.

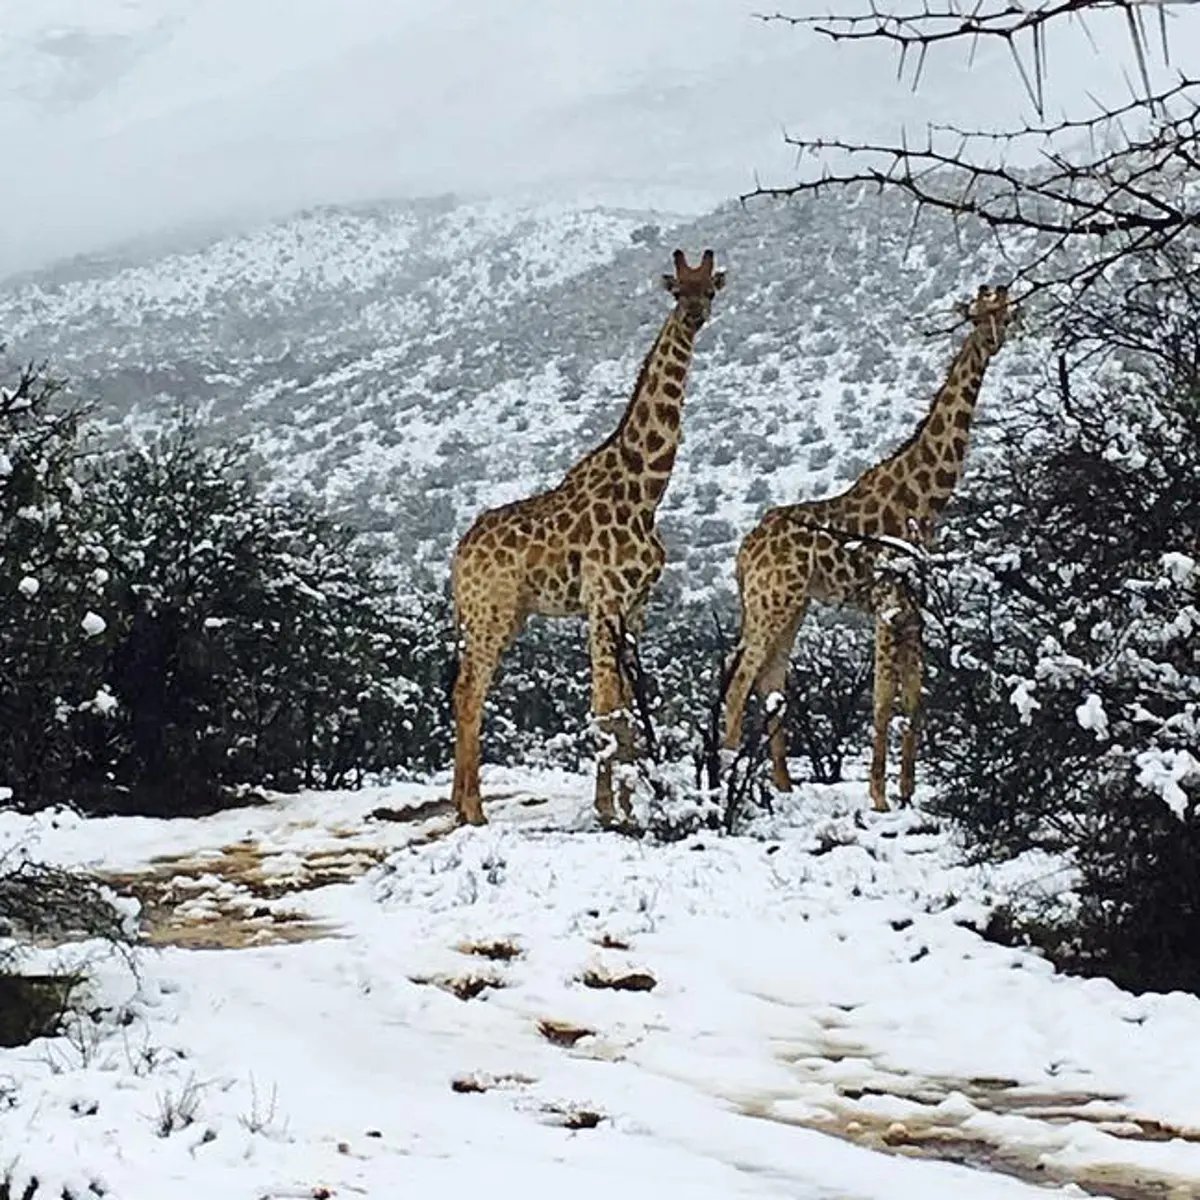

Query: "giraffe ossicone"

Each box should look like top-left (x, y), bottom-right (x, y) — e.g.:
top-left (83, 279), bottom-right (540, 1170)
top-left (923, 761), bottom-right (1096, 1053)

top-left (450, 249), bottom-right (726, 826)
top-left (722, 283), bottom-right (1017, 812)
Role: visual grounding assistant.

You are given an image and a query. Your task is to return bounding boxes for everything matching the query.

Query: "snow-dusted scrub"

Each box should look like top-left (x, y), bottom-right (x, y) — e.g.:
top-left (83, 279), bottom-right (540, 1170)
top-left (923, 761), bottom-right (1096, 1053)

top-left (0, 360), bottom-right (113, 811)
top-left (922, 274), bottom-right (1200, 993)
top-left (1, 391), bottom-right (454, 816)
top-left (85, 424), bottom-right (453, 812)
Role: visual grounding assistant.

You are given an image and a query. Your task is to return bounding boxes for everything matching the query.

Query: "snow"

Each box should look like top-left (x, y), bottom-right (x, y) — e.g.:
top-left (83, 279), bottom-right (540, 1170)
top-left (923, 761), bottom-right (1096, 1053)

top-left (3, 769), bottom-right (1200, 1199)
top-left (1075, 692), bottom-right (1109, 739)
top-left (79, 610), bottom-right (107, 637)
top-left (17, 574), bottom-right (39, 598)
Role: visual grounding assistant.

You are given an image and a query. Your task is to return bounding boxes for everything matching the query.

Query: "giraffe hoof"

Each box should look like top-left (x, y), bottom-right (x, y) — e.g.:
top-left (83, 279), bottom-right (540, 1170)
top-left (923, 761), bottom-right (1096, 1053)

top-left (457, 806), bottom-right (488, 827)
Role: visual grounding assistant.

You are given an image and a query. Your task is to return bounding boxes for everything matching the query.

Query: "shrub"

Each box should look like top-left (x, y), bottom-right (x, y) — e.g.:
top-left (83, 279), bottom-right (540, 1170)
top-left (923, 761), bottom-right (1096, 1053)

top-left (923, 271), bottom-right (1200, 993)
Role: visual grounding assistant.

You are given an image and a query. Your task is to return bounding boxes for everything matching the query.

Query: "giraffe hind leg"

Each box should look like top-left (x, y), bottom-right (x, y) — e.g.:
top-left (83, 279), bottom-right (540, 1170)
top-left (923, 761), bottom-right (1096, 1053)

top-left (895, 609), bottom-right (924, 807)
top-left (754, 608), bottom-right (804, 792)
top-left (869, 615), bottom-right (898, 813)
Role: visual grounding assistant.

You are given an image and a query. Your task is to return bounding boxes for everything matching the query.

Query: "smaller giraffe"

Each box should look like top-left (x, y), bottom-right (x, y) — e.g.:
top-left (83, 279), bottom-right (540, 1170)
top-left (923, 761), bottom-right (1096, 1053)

top-left (723, 285), bottom-right (1016, 811)
top-left (451, 250), bottom-right (726, 826)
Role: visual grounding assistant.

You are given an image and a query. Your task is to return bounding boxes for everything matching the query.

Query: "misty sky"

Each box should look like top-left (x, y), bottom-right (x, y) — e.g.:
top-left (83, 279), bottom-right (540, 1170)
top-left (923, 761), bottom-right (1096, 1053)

top-left (0, 0), bottom-right (1191, 279)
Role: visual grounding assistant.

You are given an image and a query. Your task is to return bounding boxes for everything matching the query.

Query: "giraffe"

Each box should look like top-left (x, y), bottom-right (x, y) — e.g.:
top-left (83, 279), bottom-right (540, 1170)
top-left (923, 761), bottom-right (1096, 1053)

top-left (722, 284), bottom-right (1016, 811)
top-left (451, 249), bottom-right (726, 826)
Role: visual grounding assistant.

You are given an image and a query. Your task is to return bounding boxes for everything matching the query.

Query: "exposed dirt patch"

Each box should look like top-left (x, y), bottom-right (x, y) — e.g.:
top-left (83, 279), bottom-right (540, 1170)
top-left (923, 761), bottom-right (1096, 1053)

top-left (99, 837), bottom-right (386, 950)
top-left (751, 1059), bottom-right (1200, 1200)
top-left (458, 938), bottom-right (522, 961)
top-left (450, 1072), bottom-right (535, 1095)
top-left (581, 968), bottom-right (657, 992)
top-left (368, 799), bottom-right (454, 824)
top-left (537, 1018), bottom-right (594, 1047)
top-left (540, 1104), bottom-right (604, 1130)
top-left (593, 933), bottom-right (631, 951)
top-left (412, 972), bottom-right (504, 1001)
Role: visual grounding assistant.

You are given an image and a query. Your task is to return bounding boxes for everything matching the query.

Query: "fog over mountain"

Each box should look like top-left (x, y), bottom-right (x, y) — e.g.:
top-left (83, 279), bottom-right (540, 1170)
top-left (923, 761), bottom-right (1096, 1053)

top-left (1, 0), bottom-right (1187, 279)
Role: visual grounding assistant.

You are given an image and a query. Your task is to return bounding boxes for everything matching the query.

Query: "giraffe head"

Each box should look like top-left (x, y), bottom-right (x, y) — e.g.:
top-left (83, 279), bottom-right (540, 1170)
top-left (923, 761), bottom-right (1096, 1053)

top-left (660, 249), bottom-right (725, 331)
top-left (961, 284), bottom-right (1017, 356)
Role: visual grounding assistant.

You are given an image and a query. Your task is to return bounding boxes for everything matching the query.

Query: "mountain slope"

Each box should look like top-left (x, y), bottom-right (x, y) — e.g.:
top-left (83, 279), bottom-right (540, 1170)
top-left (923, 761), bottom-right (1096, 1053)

top-left (0, 192), bottom-right (1044, 595)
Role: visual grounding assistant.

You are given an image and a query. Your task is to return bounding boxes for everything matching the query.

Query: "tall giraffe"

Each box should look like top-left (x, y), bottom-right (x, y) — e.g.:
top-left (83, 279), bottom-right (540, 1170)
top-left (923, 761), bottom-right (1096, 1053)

top-left (451, 249), bottom-right (726, 826)
top-left (722, 285), bottom-right (1015, 811)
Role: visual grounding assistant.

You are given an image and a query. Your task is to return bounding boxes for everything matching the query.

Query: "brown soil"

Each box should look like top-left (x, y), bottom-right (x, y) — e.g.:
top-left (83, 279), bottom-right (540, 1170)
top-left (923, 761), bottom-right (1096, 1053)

top-left (748, 1059), bottom-right (1200, 1200)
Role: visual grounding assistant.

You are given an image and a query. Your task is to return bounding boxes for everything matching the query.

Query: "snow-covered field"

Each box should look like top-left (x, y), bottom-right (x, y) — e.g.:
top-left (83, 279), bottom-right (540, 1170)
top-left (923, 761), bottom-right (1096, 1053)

top-left (3, 770), bottom-right (1200, 1199)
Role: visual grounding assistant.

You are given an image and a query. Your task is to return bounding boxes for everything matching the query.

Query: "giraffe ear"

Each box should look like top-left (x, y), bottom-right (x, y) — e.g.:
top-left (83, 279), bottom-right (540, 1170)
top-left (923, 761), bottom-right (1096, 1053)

top-left (672, 248), bottom-right (688, 272)
top-left (711, 270), bottom-right (727, 291)
top-left (661, 273), bottom-right (677, 293)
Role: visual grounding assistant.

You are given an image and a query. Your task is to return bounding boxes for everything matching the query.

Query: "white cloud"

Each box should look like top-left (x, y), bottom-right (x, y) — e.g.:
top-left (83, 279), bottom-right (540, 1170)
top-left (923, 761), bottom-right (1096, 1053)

top-left (0, 0), bottom-right (1194, 278)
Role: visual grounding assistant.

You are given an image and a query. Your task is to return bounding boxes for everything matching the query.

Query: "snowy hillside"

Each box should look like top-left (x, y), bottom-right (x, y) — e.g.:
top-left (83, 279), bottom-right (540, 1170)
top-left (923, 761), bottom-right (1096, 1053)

top-left (3, 769), bottom-right (1199, 1200)
top-left (0, 192), bottom-right (1044, 595)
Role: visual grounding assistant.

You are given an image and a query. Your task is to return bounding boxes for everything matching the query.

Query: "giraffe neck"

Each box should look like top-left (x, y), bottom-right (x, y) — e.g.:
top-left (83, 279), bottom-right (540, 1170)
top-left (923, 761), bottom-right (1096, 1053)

top-left (879, 328), bottom-right (996, 526)
top-left (612, 309), bottom-right (695, 511)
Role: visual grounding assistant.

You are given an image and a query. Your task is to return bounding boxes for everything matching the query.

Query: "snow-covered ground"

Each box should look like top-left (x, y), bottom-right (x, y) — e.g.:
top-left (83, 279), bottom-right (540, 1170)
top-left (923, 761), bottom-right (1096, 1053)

top-left (2, 768), bottom-right (1200, 1199)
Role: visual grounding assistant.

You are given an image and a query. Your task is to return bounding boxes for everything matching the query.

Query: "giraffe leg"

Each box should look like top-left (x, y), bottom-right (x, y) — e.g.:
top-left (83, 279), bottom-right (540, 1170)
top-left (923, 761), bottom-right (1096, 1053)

top-left (755, 609), bottom-right (805, 792)
top-left (587, 601), bottom-right (635, 826)
top-left (868, 614), bottom-right (898, 813)
top-left (895, 603), bottom-right (924, 807)
top-left (723, 568), bottom-right (808, 759)
top-left (451, 600), bottom-right (522, 826)
top-left (614, 602), bottom-right (648, 820)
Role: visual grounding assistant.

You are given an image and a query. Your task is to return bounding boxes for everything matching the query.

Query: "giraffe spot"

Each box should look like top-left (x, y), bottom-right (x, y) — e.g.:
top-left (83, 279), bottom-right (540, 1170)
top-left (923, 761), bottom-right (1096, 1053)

top-left (928, 414), bottom-right (945, 437)
top-left (670, 345), bottom-right (690, 363)
top-left (935, 468), bottom-right (957, 490)
top-left (556, 511), bottom-right (572, 532)
top-left (613, 527), bottom-right (632, 546)
top-left (575, 513), bottom-right (593, 540)
top-left (661, 381), bottom-right (682, 400)
top-left (644, 430), bottom-right (665, 453)
top-left (919, 442), bottom-right (938, 466)
top-left (953, 408), bottom-right (972, 430)
top-left (648, 372), bottom-right (660, 392)
top-left (895, 484), bottom-right (918, 509)
top-left (663, 362), bottom-right (686, 382)
top-left (615, 504), bottom-right (631, 524)
top-left (648, 450), bottom-right (675, 474)
top-left (656, 404), bottom-right (680, 430)
top-left (645, 477), bottom-right (666, 502)
top-left (527, 544), bottom-right (545, 566)
top-left (635, 400), bottom-right (650, 425)
top-left (622, 567), bottom-right (643, 589)
top-left (594, 503), bottom-right (612, 526)
top-left (951, 436), bottom-right (967, 458)
top-left (620, 447), bottom-right (643, 474)
top-left (626, 481), bottom-right (643, 503)
top-left (913, 470), bottom-right (931, 492)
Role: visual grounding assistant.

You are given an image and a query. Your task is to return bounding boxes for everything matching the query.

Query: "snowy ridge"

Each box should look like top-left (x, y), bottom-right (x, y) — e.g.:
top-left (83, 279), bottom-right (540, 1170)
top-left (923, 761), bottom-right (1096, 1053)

top-left (2, 772), bottom-right (1199, 1200)
top-left (0, 191), bottom-right (1046, 594)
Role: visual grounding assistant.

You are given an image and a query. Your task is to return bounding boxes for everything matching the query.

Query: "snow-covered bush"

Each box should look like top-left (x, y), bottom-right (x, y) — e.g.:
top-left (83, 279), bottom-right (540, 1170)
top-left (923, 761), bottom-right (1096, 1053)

top-left (923, 273), bottom-right (1200, 993)
top-left (0, 361), bottom-right (113, 810)
top-left (781, 615), bottom-right (873, 784)
top-left (87, 424), bottom-right (452, 811)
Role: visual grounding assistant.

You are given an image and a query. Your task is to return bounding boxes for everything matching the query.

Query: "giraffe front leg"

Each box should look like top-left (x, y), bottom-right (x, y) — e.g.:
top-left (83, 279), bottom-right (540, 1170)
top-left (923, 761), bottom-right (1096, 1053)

top-left (869, 616), bottom-right (898, 814)
top-left (451, 599), bottom-right (521, 826)
top-left (587, 604), bottom-right (634, 827)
